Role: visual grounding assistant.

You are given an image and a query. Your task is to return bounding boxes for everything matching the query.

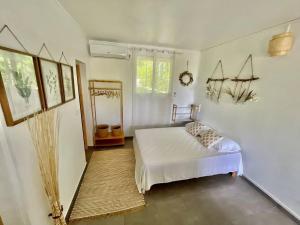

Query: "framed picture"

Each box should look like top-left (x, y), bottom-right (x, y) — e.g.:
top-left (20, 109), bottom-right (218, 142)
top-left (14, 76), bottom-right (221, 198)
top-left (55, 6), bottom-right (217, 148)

top-left (38, 58), bottom-right (63, 109)
top-left (61, 63), bottom-right (75, 102)
top-left (0, 46), bottom-right (44, 126)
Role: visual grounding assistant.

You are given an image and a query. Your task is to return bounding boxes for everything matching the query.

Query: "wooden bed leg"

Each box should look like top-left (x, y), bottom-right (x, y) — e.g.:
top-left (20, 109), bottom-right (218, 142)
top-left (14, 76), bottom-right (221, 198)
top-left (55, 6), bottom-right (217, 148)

top-left (231, 171), bottom-right (238, 177)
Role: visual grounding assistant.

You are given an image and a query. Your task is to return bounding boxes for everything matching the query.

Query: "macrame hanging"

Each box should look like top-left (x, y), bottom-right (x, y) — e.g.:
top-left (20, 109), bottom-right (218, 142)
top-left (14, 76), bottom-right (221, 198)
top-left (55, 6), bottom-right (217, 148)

top-left (206, 60), bottom-right (228, 102)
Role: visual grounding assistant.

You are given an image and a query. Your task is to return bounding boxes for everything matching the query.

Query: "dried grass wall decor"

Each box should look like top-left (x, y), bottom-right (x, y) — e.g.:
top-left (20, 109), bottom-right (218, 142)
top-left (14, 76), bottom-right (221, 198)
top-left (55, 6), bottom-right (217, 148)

top-left (225, 54), bottom-right (260, 103)
top-left (28, 110), bottom-right (66, 225)
top-left (206, 60), bottom-right (229, 102)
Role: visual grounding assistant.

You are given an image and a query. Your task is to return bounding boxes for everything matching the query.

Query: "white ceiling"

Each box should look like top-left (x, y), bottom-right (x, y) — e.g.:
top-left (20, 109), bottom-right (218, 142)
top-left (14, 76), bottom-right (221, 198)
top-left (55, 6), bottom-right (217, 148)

top-left (59, 0), bottom-right (300, 50)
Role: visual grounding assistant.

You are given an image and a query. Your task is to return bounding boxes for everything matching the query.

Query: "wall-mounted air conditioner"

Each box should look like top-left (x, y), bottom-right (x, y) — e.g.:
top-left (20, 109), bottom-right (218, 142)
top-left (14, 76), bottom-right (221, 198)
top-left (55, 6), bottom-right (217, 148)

top-left (89, 40), bottom-right (130, 59)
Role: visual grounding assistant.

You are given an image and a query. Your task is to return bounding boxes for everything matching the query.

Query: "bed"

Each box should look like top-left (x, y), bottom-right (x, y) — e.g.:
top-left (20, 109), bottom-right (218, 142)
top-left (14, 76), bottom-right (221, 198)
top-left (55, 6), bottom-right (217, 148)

top-left (133, 127), bottom-right (243, 193)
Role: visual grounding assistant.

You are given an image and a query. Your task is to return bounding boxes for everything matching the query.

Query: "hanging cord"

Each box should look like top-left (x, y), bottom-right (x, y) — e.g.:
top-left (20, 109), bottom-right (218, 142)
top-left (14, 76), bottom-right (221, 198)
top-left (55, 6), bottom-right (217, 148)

top-left (186, 60), bottom-right (189, 71)
top-left (0, 24), bottom-right (29, 53)
top-left (37, 43), bottom-right (55, 60)
top-left (59, 51), bottom-right (70, 65)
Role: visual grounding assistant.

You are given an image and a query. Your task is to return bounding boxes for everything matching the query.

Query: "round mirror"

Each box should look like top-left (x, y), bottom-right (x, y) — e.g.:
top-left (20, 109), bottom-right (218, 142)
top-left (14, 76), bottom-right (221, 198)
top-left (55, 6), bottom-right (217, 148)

top-left (179, 71), bottom-right (193, 86)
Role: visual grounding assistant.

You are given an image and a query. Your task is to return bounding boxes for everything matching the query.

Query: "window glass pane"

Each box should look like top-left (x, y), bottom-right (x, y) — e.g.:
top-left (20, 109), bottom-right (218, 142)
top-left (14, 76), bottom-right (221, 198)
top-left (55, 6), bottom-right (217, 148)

top-left (154, 58), bottom-right (171, 94)
top-left (136, 57), bottom-right (153, 94)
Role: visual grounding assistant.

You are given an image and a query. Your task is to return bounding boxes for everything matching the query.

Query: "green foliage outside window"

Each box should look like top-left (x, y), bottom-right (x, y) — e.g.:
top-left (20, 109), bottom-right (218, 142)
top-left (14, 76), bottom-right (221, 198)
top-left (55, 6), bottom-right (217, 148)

top-left (136, 57), bottom-right (153, 94)
top-left (154, 59), bottom-right (171, 94)
top-left (136, 56), bottom-right (171, 94)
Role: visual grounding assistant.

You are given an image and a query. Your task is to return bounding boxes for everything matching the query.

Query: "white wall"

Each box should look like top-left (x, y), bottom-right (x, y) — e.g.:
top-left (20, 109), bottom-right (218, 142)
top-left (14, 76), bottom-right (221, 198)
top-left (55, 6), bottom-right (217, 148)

top-left (89, 50), bottom-right (200, 136)
top-left (0, 0), bottom-right (89, 225)
top-left (89, 57), bottom-right (133, 135)
top-left (195, 23), bottom-right (300, 219)
top-left (0, 119), bottom-right (29, 225)
top-left (172, 51), bottom-right (200, 105)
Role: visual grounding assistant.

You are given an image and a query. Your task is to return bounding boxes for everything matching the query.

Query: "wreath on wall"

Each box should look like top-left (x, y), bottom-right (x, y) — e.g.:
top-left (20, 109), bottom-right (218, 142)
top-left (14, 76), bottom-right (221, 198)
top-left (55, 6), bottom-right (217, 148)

top-left (179, 71), bottom-right (193, 86)
top-left (179, 60), bottom-right (193, 86)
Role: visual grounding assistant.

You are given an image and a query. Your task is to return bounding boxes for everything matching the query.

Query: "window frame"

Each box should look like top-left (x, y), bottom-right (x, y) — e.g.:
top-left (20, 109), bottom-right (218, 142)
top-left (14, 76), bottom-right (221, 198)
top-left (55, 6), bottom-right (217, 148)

top-left (135, 55), bottom-right (173, 95)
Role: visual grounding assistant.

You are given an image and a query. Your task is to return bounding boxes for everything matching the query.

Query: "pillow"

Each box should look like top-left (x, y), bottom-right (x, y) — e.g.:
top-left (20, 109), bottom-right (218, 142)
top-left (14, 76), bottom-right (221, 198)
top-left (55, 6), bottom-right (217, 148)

top-left (197, 129), bottom-right (223, 148)
top-left (212, 137), bottom-right (241, 153)
top-left (185, 121), bottom-right (208, 136)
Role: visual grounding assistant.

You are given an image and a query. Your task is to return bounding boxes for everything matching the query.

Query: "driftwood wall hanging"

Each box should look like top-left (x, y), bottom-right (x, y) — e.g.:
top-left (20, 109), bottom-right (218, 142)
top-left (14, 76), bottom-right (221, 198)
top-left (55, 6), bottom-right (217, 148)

top-left (206, 60), bottom-right (229, 102)
top-left (225, 54), bottom-right (260, 103)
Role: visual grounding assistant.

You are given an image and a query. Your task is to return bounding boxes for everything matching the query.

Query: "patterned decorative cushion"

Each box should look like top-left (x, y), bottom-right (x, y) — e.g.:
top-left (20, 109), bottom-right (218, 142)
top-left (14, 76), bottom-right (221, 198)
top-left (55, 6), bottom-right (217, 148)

top-left (185, 121), bottom-right (207, 136)
top-left (197, 129), bottom-right (223, 148)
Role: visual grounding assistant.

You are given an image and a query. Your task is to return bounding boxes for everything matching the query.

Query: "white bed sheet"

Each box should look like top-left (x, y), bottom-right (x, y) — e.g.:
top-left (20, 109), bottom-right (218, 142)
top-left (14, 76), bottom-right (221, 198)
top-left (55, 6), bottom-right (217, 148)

top-left (134, 127), bottom-right (243, 193)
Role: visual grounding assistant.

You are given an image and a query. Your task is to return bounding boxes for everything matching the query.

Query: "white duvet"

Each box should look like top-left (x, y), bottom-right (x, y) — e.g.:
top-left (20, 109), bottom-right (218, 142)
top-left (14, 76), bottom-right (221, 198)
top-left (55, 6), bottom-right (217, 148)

top-left (134, 127), bottom-right (243, 193)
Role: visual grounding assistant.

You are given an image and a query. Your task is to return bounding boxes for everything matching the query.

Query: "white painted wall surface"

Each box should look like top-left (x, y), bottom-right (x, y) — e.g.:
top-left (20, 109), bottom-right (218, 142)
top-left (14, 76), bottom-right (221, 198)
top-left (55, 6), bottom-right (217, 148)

top-left (0, 119), bottom-right (29, 225)
top-left (172, 51), bottom-right (200, 105)
top-left (195, 24), bottom-right (300, 219)
top-left (89, 50), bottom-right (200, 136)
top-left (0, 0), bottom-right (89, 224)
top-left (89, 57), bottom-right (133, 135)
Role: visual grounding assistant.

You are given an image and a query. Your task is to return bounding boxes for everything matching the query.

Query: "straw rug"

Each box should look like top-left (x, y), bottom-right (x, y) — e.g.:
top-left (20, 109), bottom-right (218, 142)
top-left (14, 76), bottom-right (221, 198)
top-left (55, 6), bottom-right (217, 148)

top-left (69, 149), bottom-right (145, 221)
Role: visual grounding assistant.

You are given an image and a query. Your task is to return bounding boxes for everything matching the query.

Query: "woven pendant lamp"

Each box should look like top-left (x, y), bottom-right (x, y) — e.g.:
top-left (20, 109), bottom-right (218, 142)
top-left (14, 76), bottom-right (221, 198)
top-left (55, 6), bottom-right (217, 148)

top-left (268, 24), bottom-right (294, 56)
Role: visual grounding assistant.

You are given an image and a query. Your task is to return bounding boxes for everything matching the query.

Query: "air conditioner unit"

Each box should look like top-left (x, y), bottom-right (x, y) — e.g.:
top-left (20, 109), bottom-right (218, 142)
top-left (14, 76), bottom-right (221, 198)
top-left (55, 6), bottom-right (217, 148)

top-left (89, 40), bottom-right (130, 59)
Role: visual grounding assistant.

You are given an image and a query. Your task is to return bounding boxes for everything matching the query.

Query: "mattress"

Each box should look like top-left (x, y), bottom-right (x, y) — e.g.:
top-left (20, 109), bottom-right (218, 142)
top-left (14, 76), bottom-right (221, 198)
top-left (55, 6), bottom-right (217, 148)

top-left (134, 127), bottom-right (243, 193)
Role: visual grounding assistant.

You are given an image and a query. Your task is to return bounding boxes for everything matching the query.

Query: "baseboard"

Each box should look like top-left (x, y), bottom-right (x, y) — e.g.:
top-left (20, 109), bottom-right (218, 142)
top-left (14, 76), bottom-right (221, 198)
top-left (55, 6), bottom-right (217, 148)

top-left (242, 175), bottom-right (300, 223)
top-left (65, 163), bottom-right (88, 223)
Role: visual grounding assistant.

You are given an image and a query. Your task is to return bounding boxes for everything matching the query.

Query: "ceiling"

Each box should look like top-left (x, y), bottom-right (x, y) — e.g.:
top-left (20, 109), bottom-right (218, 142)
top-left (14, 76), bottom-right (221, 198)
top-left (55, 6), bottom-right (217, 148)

top-left (59, 0), bottom-right (300, 50)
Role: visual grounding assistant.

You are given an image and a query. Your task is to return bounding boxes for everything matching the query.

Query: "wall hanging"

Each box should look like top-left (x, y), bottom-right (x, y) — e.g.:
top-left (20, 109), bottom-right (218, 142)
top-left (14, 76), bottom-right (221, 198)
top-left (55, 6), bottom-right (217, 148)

top-left (268, 24), bottom-right (294, 57)
top-left (0, 25), bottom-right (44, 126)
top-left (225, 54), bottom-right (259, 103)
top-left (37, 44), bottom-right (64, 109)
top-left (179, 61), bottom-right (193, 86)
top-left (39, 58), bottom-right (63, 109)
top-left (61, 63), bottom-right (75, 102)
top-left (0, 24), bottom-right (75, 126)
top-left (59, 51), bottom-right (75, 103)
top-left (206, 60), bottom-right (229, 102)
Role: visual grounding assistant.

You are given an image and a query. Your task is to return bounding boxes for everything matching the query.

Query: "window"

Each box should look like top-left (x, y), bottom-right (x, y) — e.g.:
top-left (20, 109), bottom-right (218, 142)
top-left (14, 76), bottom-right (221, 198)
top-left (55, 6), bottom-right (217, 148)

top-left (155, 58), bottom-right (171, 94)
top-left (136, 57), bottom-right (153, 94)
top-left (136, 56), bottom-right (172, 94)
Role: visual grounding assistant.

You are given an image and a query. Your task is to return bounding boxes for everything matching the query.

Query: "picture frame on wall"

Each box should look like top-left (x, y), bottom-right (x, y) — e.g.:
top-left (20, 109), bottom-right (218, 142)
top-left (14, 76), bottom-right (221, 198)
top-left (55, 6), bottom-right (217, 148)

top-left (0, 46), bottom-right (44, 126)
top-left (38, 58), bottom-right (63, 109)
top-left (61, 63), bottom-right (75, 102)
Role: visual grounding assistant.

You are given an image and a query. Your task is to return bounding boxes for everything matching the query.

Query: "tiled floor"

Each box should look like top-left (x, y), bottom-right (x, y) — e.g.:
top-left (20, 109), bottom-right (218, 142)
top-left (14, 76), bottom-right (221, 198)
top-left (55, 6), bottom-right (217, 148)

top-left (73, 139), bottom-right (298, 225)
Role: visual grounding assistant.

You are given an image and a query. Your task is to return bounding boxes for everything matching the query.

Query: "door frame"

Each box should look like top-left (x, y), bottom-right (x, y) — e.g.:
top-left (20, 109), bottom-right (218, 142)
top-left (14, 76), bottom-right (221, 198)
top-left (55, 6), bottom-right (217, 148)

top-left (75, 62), bottom-right (88, 150)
